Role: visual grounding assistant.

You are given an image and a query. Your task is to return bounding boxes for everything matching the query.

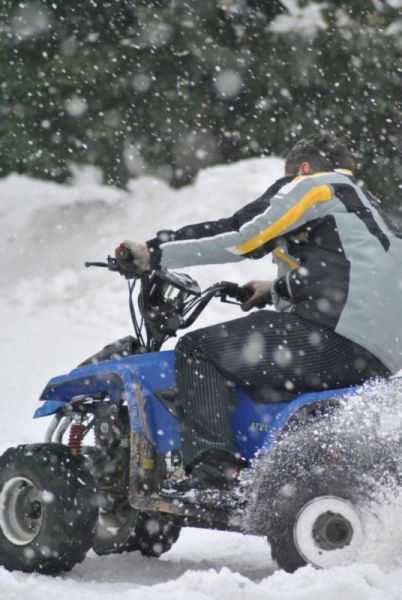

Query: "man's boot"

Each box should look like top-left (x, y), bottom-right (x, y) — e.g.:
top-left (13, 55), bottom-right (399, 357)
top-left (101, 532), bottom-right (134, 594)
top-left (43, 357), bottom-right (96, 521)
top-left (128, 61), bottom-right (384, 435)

top-left (161, 450), bottom-right (243, 498)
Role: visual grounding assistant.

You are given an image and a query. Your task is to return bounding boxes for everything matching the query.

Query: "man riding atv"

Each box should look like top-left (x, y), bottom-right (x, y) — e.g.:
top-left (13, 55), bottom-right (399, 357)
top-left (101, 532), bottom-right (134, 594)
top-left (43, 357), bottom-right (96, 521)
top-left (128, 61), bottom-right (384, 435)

top-left (115, 133), bottom-right (401, 495)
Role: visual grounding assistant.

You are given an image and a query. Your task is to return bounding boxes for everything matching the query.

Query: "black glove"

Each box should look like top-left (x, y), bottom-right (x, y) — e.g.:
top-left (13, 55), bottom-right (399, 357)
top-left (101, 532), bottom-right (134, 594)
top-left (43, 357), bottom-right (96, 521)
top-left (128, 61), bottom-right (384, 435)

top-left (114, 241), bottom-right (150, 276)
top-left (241, 280), bottom-right (273, 312)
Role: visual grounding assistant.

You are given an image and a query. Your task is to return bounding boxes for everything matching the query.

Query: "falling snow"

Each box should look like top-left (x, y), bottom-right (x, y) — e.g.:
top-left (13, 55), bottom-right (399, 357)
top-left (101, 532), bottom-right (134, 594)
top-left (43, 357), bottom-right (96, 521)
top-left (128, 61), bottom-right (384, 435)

top-left (1, 0), bottom-right (402, 597)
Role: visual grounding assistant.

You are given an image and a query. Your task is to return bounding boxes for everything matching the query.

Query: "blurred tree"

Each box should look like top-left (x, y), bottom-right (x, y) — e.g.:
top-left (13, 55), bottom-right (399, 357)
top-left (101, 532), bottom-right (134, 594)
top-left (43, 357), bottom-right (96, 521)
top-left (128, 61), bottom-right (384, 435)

top-left (0, 0), bottom-right (401, 222)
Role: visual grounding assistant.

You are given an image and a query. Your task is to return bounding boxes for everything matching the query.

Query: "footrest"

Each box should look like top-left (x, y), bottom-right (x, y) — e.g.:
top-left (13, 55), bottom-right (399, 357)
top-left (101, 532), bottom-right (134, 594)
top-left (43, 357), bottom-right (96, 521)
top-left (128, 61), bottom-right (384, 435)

top-left (129, 489), bottom-right (237, 528)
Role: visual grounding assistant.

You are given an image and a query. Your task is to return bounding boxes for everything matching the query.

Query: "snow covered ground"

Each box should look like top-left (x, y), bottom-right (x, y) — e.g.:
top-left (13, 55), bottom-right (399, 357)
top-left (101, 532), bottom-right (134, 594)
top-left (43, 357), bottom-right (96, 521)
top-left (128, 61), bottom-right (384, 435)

top-left (2, 158), bottom-right (402, 599)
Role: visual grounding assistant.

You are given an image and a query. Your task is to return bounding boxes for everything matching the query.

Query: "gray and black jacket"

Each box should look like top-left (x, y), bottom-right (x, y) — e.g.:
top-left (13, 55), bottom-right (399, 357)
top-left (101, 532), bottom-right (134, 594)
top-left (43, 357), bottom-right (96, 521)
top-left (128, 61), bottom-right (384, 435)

top-left (147, 170), bottom-right (402, 373)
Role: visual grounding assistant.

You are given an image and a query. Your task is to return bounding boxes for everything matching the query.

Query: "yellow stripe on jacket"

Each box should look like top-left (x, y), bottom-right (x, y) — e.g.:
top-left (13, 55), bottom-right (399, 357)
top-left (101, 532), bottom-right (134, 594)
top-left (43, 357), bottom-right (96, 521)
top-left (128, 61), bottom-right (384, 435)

top-left (235, 184), bottom-right (332, 255)
top-left (272, 248), bottom-right (299, 270)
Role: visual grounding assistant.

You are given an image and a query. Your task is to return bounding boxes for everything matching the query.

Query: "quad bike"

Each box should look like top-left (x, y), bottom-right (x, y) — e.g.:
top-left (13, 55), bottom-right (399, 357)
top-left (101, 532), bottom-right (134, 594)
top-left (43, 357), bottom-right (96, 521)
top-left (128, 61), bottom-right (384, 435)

top-left (0, 256), bottom-right (399, 575)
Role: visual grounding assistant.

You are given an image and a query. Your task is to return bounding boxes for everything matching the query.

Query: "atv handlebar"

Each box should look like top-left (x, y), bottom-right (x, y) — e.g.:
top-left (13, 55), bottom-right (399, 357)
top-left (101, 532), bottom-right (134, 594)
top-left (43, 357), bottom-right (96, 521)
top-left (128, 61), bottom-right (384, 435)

top-left (85, 257), bottom-right (258, 351)
top-left (213, 281), bottom-right (254, 304)
top-left (85, 257), bottom-right (253, 303)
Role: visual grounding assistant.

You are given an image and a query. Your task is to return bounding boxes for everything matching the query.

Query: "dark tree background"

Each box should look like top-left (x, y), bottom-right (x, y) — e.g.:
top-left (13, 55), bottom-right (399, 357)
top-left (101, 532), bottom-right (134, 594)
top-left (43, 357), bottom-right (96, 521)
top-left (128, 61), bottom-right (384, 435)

top-left (1, 0), bottom-right (402, 220)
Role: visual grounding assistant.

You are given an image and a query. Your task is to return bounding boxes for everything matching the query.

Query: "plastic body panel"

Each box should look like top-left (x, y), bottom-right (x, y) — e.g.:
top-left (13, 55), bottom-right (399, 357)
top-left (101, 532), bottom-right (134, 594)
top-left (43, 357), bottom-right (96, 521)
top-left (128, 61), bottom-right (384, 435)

top-left (35, 350), bottom-right (355, 460)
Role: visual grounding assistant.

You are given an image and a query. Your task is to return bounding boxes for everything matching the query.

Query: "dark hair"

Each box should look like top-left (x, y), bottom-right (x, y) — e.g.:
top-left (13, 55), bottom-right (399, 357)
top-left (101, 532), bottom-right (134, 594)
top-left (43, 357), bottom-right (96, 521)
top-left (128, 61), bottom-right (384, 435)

top-left (285, 133), bottom-right (355, 175)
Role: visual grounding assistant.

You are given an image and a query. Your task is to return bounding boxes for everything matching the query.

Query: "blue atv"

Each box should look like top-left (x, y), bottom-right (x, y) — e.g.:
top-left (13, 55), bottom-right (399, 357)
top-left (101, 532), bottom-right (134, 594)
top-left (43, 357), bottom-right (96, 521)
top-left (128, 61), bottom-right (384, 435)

top-left (0, 257), bottom-right (395, 575)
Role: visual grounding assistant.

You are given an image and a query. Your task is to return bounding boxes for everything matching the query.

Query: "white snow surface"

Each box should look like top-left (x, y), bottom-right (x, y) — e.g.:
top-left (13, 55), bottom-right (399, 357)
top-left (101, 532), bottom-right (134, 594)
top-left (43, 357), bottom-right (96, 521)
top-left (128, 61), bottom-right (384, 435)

top-left (2, 157), bottom-right (402, 598)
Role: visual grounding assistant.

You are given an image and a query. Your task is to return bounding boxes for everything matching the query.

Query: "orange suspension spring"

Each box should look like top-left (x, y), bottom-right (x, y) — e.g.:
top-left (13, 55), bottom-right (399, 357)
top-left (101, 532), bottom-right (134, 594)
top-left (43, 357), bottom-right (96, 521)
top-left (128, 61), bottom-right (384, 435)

top-left (68, 423), bottom-right (85, 454)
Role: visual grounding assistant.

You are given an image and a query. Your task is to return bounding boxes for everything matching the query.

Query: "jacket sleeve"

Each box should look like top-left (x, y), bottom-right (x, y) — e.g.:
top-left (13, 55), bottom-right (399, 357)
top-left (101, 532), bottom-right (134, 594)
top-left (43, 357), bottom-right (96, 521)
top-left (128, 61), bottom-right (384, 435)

top-left (147, 175), bottom-right (334, 269)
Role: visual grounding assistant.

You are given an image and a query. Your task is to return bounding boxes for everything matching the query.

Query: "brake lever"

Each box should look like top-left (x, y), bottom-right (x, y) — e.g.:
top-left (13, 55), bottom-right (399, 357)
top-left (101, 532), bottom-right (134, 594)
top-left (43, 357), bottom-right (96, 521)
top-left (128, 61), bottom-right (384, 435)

top-left (85, 256), bottom-right (121, 273)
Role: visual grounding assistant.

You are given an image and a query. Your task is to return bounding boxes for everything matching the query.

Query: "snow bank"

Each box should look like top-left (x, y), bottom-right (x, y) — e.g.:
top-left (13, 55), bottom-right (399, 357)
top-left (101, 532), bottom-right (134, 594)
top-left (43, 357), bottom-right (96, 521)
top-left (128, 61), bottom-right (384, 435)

top-left (2, 158), bottom-right (402, 599)
top-left (1, 157), bottom-right (281, 288)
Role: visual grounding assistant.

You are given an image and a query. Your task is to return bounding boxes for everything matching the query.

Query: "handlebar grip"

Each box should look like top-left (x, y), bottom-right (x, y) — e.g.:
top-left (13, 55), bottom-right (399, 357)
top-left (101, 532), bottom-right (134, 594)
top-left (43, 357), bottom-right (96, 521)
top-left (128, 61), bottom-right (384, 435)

top-left (85, 261), bottom-right (109, 268)
top-left (234, 286), bottom-right (254, 304)
top-left (218, 282), bottom-right (253, 303)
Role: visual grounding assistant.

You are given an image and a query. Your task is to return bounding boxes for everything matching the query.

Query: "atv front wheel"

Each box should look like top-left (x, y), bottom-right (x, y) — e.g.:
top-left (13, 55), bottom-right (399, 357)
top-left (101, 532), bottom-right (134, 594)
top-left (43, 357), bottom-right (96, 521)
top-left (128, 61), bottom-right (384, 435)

top-left (0, 444), bottom-right (97, 575)
top-left (93, 504), bottom-right (180, 556)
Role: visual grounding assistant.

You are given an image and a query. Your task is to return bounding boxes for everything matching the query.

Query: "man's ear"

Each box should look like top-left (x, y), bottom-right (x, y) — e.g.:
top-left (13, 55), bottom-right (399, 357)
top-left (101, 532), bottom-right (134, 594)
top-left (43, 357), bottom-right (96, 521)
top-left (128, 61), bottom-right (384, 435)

top-left (298, 161), bottom-right (313, 175)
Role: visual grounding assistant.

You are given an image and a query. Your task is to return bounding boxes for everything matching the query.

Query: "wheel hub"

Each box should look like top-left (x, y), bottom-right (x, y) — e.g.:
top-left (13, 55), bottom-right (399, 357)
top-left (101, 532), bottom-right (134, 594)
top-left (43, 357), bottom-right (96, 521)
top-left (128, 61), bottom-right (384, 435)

top-left (293, 495), bottom-right (364, 568)
top-left (0, 477), bottom-right (43, 545)
top-left (312, 511), bottom-right (353, 550)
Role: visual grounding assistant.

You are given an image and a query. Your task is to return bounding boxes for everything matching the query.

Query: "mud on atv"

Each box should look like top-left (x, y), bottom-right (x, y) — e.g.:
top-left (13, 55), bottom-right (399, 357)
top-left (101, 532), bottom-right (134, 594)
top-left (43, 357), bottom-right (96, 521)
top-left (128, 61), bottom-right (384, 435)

top-left (0, 256), bottom-right (400, 575)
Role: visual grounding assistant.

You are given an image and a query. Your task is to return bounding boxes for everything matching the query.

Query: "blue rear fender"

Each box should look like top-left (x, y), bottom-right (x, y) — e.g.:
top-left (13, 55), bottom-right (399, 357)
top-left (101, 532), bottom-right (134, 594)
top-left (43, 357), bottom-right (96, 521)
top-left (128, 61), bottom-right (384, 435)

top-left (260, 387), bottom-right (351, 453)
top-left (231, 385), bottom-right (352, 459)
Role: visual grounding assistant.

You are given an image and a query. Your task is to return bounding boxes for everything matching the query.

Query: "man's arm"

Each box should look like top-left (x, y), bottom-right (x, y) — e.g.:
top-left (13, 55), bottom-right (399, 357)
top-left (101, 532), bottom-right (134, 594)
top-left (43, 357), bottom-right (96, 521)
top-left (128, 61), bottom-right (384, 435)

top-left (146, 175), bottom-right (335, 270)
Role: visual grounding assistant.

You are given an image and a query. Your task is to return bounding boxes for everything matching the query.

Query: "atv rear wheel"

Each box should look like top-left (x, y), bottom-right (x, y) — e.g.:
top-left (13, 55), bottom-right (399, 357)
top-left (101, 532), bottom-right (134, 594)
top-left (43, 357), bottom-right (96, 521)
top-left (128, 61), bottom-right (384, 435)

top-left (93, 504), bottom-right (180, 556)
top-left (0, 444), bottom-right (97, 575)
top-left (292, 494), bottom-right (363, 568)
top-left (267, 473), bottom-right (366, 572)
top-left (245, 415), bottom-right (389, 572)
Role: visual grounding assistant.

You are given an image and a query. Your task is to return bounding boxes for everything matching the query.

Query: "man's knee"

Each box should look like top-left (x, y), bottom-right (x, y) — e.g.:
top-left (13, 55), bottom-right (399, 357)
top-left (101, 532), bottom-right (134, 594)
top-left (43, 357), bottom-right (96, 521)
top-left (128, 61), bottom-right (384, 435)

top-left (175, 331), bottom-right (202, 359)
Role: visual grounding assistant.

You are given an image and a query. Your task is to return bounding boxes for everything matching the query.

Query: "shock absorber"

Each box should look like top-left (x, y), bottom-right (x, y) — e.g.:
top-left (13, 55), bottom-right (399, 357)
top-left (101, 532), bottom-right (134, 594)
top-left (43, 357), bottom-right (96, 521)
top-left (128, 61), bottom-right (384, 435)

top-left (68, 416), bottom-right (85, 454)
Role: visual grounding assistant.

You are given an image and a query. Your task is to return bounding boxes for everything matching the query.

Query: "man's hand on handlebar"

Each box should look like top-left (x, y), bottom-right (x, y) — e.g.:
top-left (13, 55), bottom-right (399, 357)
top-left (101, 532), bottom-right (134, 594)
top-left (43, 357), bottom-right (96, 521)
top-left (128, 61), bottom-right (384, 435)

top-left (112, 243), bottom-right (273, 310)
top-left (240, 280), bottom-right (273, 312)
top-left (114, 241), bottom-right (150, 277)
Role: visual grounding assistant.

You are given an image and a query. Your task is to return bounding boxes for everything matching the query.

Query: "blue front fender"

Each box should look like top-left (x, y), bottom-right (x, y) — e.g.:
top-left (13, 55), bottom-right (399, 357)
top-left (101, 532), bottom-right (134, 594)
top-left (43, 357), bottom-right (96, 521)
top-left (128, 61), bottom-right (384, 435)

top-left (34, 351), bottom-right (182, 453)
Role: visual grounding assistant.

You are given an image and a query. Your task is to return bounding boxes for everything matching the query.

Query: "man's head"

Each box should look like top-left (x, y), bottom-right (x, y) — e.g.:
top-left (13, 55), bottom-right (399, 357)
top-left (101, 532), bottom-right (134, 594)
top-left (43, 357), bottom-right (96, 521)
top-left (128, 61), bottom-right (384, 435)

top-left (285, 133), bottom-right (355, 176)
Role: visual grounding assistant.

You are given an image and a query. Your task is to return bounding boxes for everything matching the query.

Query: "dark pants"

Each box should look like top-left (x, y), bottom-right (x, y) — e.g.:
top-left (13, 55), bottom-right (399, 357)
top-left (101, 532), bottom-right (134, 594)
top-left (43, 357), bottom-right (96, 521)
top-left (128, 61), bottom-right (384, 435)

top-left (175, 311), bottom-right (390, 468)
